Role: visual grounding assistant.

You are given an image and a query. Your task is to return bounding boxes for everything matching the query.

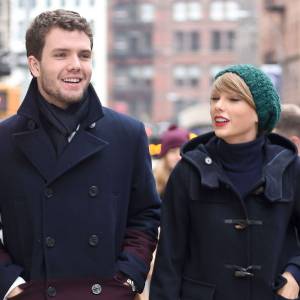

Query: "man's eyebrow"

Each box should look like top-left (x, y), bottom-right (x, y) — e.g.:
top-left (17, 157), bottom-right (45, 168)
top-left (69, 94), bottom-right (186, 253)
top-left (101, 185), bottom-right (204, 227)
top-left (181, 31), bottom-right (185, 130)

top-left (51, 48), bottom-right (92, 52)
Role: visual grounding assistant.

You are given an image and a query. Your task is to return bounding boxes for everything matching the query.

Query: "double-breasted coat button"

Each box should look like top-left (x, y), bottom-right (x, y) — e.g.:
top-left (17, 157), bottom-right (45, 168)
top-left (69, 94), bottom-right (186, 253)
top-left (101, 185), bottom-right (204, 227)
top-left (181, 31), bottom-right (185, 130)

top-left (44, 188), bottom-right (54, 199)
top-left (46, 236), bottom-right (56, 248)
top-left (205, 157), bottom-right (212, 165)
top-left (89, 122), bottom-right (96, 129)
top-left (27, 120), bottom-right (36, 130)
top-left (89, 186), bottom-right (98, 197)
top-left (89, 234), bottom-right (99, 247)
top-left (91, 283), bottom-right (102, 295)
top-left (47, 286), bottom-right (57, 297)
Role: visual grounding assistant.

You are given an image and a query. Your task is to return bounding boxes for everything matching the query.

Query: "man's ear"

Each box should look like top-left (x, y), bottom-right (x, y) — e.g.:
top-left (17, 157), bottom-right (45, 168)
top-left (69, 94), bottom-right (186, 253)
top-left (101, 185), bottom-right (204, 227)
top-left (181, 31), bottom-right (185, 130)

top-left (28, 56), bottom-right (40, 77)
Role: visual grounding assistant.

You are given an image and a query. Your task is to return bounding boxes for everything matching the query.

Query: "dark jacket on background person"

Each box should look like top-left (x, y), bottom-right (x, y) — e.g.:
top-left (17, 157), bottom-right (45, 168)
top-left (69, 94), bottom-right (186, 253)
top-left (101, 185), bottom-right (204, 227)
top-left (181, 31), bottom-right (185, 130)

top-left (150, 131), bottom-right (300, 300)
top-left (0, 79), bottom-right (160, 300)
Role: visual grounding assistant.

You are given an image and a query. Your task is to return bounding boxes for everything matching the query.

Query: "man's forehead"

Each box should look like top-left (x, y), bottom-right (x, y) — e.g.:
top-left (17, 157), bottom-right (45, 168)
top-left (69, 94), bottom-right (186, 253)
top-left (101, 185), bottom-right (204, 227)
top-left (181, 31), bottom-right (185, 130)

top-left (44, 28), bottom-right (91, 50)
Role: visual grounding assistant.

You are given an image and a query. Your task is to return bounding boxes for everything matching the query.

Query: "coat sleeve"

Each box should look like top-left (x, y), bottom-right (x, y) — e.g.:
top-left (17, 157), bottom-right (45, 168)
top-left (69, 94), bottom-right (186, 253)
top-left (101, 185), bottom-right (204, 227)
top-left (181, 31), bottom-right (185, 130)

top-left (287, 159), bottom-right (300, 268)
top-left (149, 162), bottom-right (189, 300)
top-left (0, 231), bottom-right (23, 298)
top-left (117, 124), bottom-right (160, 292)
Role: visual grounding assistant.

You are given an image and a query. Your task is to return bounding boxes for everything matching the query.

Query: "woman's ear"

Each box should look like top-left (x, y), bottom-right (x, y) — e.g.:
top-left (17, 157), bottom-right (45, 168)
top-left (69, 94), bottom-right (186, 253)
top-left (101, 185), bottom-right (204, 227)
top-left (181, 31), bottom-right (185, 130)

top-left (27, 56), bottom-right (40, 77)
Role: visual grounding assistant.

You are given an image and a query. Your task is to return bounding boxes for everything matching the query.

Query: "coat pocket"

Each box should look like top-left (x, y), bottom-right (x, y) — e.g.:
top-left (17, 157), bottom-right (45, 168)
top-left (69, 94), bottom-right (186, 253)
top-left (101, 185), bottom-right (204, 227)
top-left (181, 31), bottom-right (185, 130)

top-left (180, 277), bottom-right (215, 300)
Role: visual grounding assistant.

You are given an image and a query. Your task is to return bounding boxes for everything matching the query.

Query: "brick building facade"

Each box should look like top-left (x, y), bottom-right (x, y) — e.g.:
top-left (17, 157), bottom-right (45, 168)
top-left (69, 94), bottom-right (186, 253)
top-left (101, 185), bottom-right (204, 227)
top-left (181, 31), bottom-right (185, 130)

top-left (108, 0), bottom-right (255, 124)
top-left (260, 0), bottom-right (300, 105)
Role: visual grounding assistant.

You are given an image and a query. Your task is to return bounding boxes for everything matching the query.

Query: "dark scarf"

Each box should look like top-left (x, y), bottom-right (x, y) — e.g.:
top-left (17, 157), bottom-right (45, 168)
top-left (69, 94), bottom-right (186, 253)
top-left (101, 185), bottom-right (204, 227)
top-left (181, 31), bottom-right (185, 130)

top-left (37, 92), bottom-right (90, 157)
top-left (216, 136), bottom-right (265, 198)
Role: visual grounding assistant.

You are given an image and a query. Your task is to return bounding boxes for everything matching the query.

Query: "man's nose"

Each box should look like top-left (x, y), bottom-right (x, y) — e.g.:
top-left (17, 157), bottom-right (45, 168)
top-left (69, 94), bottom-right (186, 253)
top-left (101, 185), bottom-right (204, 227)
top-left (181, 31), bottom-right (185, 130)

top-left (67, 55), bottom-right (81, 71)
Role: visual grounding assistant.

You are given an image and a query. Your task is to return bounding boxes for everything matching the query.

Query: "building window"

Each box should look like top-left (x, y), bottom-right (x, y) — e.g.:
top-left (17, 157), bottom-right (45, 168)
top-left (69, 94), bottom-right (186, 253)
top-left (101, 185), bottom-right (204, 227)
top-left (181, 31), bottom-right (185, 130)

top-left (191, 31), bottom-right (200, 51)
top-left (114, 66), bottom-right (128, 88)
top-left (18, 21), bottom-right (25, 40)
top-left (114, 34), bottom-right (128, 53)
top-left (21, 0), bottom-right (36, 7)
top-left (211, 31), bottom-right (236, 51)
top-left (174, 31), bottom-right (185, 52)
top-left (226, 1), bottom-right (240, 21)
top-left (115, 65), bottom-right (154, 89)
top-left (139, 3), bottom-right (155, 22)
top-left (129, 65), bottom-right (154, 86)
top-left (114, 31), bottom-right (153, 55)
top-left (173, 2), bottom-right (202, 22)
top-left (142, 31), bottom-right (153, 53)
top-left (173, 31), bottom-right (201, 52)
top-left (141, 65), bottom-right (154, 86)
top-left (211, 31), bottom-right (221, 50)
top-left (173, 65), bottom-right (201, 87)
top-left (210, 1), bottom-right (240, 21)
top-left (113, 3), bottom-right (130, 21)
top-left (128, 34), bottom-right (139, 53)
top-left (122, 31), bottom-right (153, 55)
top-left (189, 66), bottom-right (201, 86)
top-left (226, 31), bottom-right (235, 50)
top-left (188, 2), bottom-right (202, 20)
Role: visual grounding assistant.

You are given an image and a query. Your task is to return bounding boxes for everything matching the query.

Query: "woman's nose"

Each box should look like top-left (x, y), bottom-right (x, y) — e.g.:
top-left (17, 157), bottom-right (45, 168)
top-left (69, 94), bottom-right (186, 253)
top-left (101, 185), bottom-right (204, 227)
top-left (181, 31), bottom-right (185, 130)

top-left (215, 97), bottom-right (225, 110)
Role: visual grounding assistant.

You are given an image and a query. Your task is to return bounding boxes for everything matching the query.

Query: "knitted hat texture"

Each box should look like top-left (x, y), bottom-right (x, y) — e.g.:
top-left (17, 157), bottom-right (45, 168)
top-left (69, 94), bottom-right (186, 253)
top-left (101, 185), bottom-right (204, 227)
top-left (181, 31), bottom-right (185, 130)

top-left (215, 64), bottom-right (281, 132)
top-left (160, 125), bottom-right (189, 157)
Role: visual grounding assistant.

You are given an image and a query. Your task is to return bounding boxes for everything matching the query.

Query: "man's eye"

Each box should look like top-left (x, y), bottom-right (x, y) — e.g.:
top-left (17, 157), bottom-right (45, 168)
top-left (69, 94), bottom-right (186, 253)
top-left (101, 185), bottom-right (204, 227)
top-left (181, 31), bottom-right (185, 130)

top-left (54, 53), bottom-right (66, 58)
top-left (80, 53), bottom-right (91, 59)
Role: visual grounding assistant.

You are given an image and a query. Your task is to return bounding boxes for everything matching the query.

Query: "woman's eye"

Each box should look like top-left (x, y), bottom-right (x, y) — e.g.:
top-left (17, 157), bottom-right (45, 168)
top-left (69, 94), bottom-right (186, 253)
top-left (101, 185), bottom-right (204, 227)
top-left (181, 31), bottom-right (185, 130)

top-left (229, 98), bottom-right (241, 102)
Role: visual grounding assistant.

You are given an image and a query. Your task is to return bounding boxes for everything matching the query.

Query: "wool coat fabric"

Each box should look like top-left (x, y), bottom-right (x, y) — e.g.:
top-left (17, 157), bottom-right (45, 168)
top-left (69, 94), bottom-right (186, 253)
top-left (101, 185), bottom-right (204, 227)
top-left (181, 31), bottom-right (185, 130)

top-left (150, 132), bottom-right (300, 300)
top-left (0, 79), bottom-right (160, 300)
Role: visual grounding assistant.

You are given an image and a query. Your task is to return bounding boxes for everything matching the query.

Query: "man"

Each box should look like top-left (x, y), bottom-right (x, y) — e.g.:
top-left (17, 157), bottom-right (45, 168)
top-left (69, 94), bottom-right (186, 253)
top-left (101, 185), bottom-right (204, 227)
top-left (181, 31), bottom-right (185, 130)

top-left (0, 9), bottom-right (160, 300)
top-left (274, 103), bottom-right (300, 153)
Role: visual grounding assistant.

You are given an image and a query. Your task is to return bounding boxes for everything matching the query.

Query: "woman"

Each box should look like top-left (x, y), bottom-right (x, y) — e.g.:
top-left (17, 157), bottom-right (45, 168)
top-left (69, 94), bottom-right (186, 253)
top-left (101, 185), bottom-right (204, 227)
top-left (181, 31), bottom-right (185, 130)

top-left (150, 64), bottom-right (300, 300)
top-left (154, 125), bottom-right (190, 199)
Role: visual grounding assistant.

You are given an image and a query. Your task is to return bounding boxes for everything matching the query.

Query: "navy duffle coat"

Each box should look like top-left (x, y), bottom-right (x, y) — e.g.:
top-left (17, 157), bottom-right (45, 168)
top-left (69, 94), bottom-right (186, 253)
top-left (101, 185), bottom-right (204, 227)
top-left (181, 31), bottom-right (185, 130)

top-left (150, 132), bottom-right (300, 300)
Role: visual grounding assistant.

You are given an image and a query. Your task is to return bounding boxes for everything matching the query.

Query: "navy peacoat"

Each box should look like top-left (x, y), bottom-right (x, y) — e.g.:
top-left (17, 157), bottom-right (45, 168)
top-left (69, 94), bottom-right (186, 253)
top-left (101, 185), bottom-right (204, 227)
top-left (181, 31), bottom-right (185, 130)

top-left (150, 132), bottom-right (300, 300)
top-left (0, 79), bottom-right (160, 299)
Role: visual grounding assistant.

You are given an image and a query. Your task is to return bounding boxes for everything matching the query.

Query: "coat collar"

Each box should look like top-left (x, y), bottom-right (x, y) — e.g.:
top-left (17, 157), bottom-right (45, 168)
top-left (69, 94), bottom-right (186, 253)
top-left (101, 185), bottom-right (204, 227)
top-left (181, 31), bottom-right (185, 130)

top-left (17, 78), bottom-right (104, 127)
top-left (13, 78), bottom-right (108, 184)
top-left (182, 132), bottom-right (297, 202)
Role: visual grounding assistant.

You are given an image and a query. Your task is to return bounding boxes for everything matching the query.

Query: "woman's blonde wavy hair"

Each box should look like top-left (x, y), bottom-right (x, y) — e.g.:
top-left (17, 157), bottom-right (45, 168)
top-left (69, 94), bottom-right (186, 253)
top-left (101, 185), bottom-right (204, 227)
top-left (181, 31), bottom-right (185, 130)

top-left (212, 72), bottom-right (256, 110)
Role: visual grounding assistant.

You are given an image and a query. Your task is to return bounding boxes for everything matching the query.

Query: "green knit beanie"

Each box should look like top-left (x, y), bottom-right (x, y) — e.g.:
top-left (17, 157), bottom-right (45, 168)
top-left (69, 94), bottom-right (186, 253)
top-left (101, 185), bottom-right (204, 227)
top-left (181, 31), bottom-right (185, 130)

top-left (215, 64), bottom-right (281, 133)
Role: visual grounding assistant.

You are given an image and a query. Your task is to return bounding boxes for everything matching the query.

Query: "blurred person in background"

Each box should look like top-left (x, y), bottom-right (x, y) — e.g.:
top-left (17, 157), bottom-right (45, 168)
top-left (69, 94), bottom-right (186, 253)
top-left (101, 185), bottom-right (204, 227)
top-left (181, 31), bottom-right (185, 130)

top-left (0, 9), bottom-right (160, 300)
top-left (154, 125), bottom-right (189, 199)
top-left (150, 64), bottom-right (300, 300)
top-left (274, 103), bottom-right (300, 154)
top-left (135, 125), bottom-right (189, 300)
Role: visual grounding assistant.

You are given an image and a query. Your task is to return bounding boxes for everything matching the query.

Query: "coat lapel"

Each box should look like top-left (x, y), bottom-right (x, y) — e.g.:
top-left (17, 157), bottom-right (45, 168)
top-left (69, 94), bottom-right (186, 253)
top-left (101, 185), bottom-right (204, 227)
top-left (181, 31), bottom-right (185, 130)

top-left (47, 129), bottom-right (108, 184)
top-left (13, 127), bottom-right (57, 182)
